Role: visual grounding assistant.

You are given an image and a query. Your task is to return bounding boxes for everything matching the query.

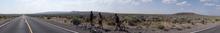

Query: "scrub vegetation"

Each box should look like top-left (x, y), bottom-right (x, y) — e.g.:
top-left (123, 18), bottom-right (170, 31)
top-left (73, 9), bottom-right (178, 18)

top-left (29, 12), bottom-right (220, 33)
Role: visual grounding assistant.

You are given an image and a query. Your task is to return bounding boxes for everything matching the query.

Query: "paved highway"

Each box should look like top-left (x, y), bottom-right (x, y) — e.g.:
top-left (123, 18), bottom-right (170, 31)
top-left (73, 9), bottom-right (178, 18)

top-left (0, 15), bottom-right (78, 33)
top-left (195, 25), bottom-right (220, 33)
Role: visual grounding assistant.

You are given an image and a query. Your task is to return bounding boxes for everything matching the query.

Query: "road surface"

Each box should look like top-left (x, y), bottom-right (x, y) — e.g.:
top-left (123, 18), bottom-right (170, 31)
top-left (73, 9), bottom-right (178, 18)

top-left (195, 25), bottom-right (220, 33)
top-left (0, 16), bottom-right (78, 33)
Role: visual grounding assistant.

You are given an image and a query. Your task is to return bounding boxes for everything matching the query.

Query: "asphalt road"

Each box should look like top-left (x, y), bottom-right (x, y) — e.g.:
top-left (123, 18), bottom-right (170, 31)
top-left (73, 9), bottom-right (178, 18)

top-left (0, 16), bottom-right (78, 33)
top-left (195, 25), bottom-right (220, 33)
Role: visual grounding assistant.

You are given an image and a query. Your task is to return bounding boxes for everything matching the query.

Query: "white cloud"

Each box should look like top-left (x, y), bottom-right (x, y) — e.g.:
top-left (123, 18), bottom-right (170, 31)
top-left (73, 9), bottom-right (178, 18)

top-left (204, 3), bottom-right (216, 6)
top-left (216, 5), bottom-right (220, 6)
top-left (200, 0), bottom-right (219, 6)
top-left (133, 0), bottom-right (153, 5)
top-left (216, 5), bottom-right (220, 10)
top-left (176, 1), bottom-right (191, 6)
top-left (141, 0), bottom-right (153, 2)
top-left (200, 0), bottom-right (218, 3)
top-left (97, 0), bottom-right (153, 5)
top-left (0, 0), bottom-right (154, 14)
top-left (162, 0), bottom-right (177, 4)
top-left (200, 0), bottom-right (212, 2)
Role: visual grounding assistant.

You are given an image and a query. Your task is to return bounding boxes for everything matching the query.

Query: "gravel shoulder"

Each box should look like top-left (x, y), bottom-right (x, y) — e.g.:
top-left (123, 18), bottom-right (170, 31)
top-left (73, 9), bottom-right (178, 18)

top-left (32, 17), bottom-right (91, 33)
top-left (0, 18), bottom-right (13, 26)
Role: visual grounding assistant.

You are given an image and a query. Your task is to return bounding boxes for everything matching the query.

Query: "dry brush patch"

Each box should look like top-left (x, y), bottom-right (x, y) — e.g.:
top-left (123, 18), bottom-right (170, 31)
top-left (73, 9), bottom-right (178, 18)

top-left (37, 14), bottom-right (220, 33)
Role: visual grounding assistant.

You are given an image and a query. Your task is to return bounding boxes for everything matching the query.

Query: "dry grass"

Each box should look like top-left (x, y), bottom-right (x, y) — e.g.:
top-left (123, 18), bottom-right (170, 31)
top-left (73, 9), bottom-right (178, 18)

top-left (37, 14), bottom-right (220, 32)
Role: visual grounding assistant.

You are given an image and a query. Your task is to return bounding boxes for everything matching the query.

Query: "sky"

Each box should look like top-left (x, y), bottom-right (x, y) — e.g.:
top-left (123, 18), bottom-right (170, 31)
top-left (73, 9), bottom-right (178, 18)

top-left (0, 0), bottom-right (219, 15)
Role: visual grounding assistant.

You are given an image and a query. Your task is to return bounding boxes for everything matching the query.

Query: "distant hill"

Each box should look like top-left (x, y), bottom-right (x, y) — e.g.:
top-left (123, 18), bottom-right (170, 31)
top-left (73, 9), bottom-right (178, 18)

top-left (173, 12), bottom-right (200, 15)
top-left (28, 11), bottom-right (115, 16)
top-left (36, 11), bottom-right (71, 14)
top-left (28, 11), bottom-right (205, 17)
top-left (37, 11), bottom-right (113, 14)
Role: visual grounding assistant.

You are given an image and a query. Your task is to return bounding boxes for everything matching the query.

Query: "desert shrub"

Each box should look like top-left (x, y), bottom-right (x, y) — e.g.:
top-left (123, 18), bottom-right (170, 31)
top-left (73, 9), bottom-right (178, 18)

top-left (157, 25), bottom-right (165, 30)
top-left (172, 18), bottom-right (193, 24)
top-left (201, 20), bottom-right (206, 24)
top-left (0, 16), bottom-right (2, 18)
top-left (75, 15), bottom-right (84, 18)
top-left (128, 22), bottom-right (137, 26)
top-left (107, 22), bottom-right (116, 26)
top-left (123, 16), bottom-right (141, 26)
top-left (186, 26), bottom-right (191, 29)
top-left (71, 18), bottom-right (81, 25)
top-left (47, 17), bottom-right (51, 19)
top-left (65, 16), bottom-right (73, 19)
top-left (176, 28), bottom-right (183, 31)
top-left (157, 25), bottom-right (169, 31)
top-left (215, 19), bottom-right (220, 21)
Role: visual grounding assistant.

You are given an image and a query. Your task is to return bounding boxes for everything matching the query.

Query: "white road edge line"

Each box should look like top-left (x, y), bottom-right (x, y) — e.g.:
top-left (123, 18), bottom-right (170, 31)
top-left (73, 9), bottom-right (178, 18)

top-left (190, 25), bottom-right (218, 33)
top-left (0, 17), bottom-right (19, 29)
top-left (43, 21), bottom-right (79, 33)
top-left (0, 18), bottom-right (14, 28)
top-left (0, 22), bottom-right (10, 28)
top-left (24, 17), bottom-right (34, 33)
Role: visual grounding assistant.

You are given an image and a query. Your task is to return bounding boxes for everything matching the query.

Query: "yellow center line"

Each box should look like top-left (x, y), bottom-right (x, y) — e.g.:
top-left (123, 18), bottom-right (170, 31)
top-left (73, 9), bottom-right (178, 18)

top-left (24, 17), bottom-right (33, 33)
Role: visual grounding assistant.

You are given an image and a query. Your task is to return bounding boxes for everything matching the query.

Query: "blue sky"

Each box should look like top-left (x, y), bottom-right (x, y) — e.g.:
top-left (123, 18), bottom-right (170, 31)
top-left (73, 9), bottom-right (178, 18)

top-left (0, 0), bottom-right (219, 15)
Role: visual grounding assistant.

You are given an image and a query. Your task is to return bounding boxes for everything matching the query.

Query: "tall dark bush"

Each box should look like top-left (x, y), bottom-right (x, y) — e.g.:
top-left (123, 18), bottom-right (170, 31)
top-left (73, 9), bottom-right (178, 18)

top-left (98, 12), bottom-right (103, 28)
top-left (90, 11), bottom-right (94, 26)
top-left (114, 14), bottom-right (121, 30)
